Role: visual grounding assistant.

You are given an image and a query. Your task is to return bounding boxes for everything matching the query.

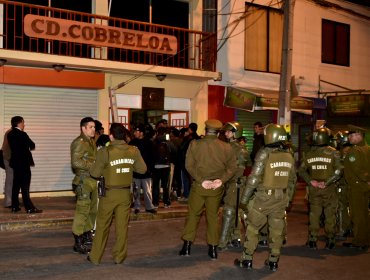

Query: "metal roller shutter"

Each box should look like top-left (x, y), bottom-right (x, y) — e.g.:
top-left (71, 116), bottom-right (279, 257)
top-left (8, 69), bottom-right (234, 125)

top-left (236, 110), bottom-right (274, 153)
top-left (0, 85), bottom-right (98, 192)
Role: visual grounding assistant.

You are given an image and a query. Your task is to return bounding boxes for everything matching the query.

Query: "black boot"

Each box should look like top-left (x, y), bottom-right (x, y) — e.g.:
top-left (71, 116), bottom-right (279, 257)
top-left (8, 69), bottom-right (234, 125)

top-left (83, 231), bottom-right (94, 246)
top-left (208, 245), bottom-right (218, 260)
top-left (179, 241), bottom-right (192, 256)
top-left (306, 240), bottom-right (317, 249)
top-left (73, 234), bottom-right (90, 254)
top-left (265, 259), bottom-right (278, 271)
top-left (234, 259), bottom-right (253, 269)
top-left (325, 238), bottom-right (336, 250)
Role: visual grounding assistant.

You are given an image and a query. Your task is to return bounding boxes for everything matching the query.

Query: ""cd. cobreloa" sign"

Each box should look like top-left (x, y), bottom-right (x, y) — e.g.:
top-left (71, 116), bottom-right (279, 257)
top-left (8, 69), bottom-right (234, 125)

top-left (24, 14), bottom-right (177, 55)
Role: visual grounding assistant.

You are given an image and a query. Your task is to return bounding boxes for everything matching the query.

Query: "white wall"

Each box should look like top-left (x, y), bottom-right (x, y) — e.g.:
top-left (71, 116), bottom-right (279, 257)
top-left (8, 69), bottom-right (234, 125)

top-left (293, 0), bottom-right (370, 96)
top-left (98, 73), bottom-right (208, 132)
top-left (214, 0), bottom-right (370, 97)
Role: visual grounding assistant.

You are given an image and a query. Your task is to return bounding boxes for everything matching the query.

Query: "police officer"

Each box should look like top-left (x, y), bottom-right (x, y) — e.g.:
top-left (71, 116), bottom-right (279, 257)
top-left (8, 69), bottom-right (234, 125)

top-left (70, 117), bottom-right (97, 254)
top-left (179, 119), bottom-right (237, 260)
top-left (298, 128), bottom-right (342, 250)
top-left (335, 131), bottom-right (352, 238)
top-left (342, 125), bottom-right (370, 250)
top-left (235, 124), bottom-right (296, 271)
top-left (87, 123), bottom-right (147, 264)
top-left (218, 121), bottom-right (249, 250)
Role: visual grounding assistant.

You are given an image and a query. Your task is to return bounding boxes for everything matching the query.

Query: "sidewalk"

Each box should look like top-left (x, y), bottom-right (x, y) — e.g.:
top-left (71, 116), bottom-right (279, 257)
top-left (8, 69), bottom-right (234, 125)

top-left (0, 195), bottom-right (189, 232)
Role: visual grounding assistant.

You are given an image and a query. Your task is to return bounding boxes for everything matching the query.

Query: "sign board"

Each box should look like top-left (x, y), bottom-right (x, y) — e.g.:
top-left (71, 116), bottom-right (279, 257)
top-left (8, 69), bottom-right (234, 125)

top-left (327, 95), bottom-right (369, 116)
top-left (223, 87), bottom-right (256, 112)
top-left (255, 96), bottom-right (313, 112)
top-left (24, 14), bottom-right (177, 55)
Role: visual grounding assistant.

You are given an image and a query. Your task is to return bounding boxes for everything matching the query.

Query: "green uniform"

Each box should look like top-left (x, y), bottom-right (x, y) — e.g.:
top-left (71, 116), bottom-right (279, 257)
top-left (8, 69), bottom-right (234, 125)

top-left (71, 133), bottom-right (97, 236)
top-left (299, 145), bottom-right (342, 242)
top-left (343, 140), bottom-right (370, 247)
top-left (88, 140), bottom-right (147, 264)
top-left (219, 140), bottom-right (248, 248)
top-left (181, 135), bottom-right (237, 245)
top-left (240, 147), bottom-right (296, 262)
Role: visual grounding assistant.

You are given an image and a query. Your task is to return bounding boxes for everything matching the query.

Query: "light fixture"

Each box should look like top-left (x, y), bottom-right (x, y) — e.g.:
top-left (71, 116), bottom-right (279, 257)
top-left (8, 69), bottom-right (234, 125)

top-left (0, 59), bottom-right (7, 67)
top-left (155, 74), bottom-right (166, 81)
top-left (52, 64), bottom-right (65, 72)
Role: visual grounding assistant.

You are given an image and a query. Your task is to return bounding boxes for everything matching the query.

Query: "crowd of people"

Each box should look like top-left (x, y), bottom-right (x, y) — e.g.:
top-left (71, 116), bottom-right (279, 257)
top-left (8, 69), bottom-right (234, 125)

top-left (1, 116), bottom-right (369, 271)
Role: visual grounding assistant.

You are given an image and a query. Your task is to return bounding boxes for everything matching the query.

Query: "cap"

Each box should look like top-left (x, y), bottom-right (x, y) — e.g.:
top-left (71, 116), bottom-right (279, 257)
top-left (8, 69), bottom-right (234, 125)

top-left (135, 124), bottom-right (145, 133)
top-left (205, 119), bottom-right (223, 130)
top-left (347, 124), bottom-right (367, 135)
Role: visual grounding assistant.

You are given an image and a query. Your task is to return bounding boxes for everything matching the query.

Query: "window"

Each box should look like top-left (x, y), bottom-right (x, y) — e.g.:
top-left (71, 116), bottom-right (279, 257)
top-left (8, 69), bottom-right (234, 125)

top-left (322, 19), bottom-right (350, 66)
top-left (244, 4), bottom-right (283, 73)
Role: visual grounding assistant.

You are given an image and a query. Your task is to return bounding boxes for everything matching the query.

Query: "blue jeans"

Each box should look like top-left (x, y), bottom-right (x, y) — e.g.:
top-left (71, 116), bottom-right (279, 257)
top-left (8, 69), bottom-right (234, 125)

top-left (133, 178), bottom-right (155, 210)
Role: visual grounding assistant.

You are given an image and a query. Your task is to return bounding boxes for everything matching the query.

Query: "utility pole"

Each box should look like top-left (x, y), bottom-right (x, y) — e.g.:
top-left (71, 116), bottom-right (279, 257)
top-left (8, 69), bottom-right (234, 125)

top-left (278, 0), bottom-right (295, 129)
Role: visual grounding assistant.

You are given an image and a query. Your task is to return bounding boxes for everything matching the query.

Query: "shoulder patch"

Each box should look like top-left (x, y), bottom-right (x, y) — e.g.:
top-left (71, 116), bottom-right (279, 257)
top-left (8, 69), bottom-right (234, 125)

top-left (348, 155), bottom-right (356, 162)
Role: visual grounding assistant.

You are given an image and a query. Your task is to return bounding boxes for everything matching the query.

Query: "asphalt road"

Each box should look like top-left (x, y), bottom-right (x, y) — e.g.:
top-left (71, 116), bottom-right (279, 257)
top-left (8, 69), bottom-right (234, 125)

top-left (0, 187), bottom-right (369, 280)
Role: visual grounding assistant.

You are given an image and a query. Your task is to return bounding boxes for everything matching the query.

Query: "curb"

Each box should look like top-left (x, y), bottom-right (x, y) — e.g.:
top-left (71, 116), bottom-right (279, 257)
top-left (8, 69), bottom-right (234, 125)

top-left (0, 210), bottom-right (188, 232)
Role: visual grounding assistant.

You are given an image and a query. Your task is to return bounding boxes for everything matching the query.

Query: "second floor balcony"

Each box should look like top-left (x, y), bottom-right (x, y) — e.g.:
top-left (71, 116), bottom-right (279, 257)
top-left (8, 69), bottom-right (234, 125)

top-left (0, 1), bottom-right (217, 73)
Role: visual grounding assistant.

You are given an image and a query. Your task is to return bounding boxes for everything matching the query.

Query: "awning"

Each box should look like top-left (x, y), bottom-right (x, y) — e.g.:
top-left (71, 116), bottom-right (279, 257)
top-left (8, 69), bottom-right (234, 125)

top-left (224, 86), bottom-right (313, 115)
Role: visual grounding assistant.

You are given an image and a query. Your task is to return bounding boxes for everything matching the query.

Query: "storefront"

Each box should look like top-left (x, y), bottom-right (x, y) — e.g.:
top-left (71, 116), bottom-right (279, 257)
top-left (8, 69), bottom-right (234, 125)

top-left (0, 67), bottom-right (103, 192)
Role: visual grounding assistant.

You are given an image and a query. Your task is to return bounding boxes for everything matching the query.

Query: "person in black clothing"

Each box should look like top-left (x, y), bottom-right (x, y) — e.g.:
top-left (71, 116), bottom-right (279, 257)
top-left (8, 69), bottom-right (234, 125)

top-left (94, 120), bottom-right (110, 150)
top-left (129, 124), bottom-right (157, 214)
top-left (250, 121), bottom-right (264, 164)
top-left (178, 123), bottom-right (201, 202)
top-left (152, 127), bottom-right (172, 208)
top-left (7, 116), bottom-right (42, 213)
top-left (169, 127), bottom-right (183, 199)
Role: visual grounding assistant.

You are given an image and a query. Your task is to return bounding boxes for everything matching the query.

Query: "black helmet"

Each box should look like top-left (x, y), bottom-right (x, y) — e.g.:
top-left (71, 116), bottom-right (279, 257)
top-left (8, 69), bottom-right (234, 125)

top-left (336, 131), bottom-right (350, 146)
top-left (312, 128), bottom-right (331, 146)
top-left (263, 123), bottom-right (287, 145)
top-left (221, 121), bottom-right (243, 138)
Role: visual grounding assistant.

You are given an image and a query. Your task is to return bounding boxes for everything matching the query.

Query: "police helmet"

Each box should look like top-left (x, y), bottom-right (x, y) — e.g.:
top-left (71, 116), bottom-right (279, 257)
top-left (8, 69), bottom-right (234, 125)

top-left (336, 131), bottom-right (350, 146)
top-left (263, 123), bottom-right (287, 145)
top-left (221, 121), bottom-right (243, 138)
top-left (312, 128), bottom-right (331, 146)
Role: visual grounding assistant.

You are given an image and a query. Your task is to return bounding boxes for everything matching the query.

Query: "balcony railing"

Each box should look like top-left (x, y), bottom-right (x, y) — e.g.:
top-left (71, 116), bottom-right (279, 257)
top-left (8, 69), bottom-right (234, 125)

top-left (0, 0), bottom-right (216, 71)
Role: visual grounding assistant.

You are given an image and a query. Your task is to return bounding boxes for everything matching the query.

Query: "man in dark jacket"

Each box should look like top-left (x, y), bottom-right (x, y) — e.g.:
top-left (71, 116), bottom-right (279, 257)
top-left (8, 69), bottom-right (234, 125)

top-left (7, 116), bottom-right (42, 213)
top-left (152, 127), bottom-right (173, 208)
top-left (250, 121), bottom-right (264, 164)
top-left (178, 123), bottom-right (201, 201)
top-left (129, 124), bottom-right (157, 214)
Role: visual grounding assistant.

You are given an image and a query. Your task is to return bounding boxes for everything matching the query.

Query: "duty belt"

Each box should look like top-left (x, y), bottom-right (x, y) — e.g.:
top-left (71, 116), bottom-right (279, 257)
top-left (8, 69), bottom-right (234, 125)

top-left (259, 189), bottom-right (286, 195)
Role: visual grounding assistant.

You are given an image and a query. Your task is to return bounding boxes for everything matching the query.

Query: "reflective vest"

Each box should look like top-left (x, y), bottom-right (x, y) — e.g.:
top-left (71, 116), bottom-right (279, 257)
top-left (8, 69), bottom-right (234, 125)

top-left (105, 145), bottom-right (136, 187)
top-left (306, 147), bottom-right (335, 180)
top-left (262, 151), bottom-right (294, 189)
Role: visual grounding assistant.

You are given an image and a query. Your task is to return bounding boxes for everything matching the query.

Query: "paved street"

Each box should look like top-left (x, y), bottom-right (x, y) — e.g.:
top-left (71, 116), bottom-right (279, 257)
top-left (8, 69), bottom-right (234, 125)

top-left (0, 185), bottom-right (369, 280)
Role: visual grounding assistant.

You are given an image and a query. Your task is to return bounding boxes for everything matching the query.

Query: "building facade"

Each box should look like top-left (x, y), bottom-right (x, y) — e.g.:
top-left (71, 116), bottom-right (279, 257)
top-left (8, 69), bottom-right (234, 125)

top-left (210, 0), bottom-right (370, 155)
top-left (0, 0), bottom-right (219, 192)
